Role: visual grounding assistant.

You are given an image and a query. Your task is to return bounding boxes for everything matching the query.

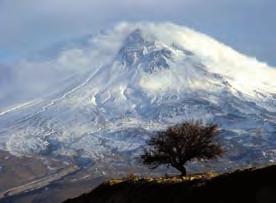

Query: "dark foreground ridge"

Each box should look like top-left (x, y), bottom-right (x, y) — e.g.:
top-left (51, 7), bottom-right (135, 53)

top-left (64, 165), bottom-right (276, 203)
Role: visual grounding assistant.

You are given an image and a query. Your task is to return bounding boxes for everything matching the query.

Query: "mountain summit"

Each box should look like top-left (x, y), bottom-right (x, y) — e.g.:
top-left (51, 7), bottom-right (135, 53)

top-left (0, 22), bottom-right (275, 172)
top-left (116, 29), bottom-right (172, 72)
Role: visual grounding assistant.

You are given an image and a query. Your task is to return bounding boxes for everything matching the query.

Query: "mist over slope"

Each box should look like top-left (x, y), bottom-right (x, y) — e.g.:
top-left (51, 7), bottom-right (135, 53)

top-left (0, 22), bottom-right (275, 172)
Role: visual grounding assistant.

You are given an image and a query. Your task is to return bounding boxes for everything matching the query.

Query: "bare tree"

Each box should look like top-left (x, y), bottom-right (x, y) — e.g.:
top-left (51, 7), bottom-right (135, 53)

top-left (140, 121), bottom-right (223, 176)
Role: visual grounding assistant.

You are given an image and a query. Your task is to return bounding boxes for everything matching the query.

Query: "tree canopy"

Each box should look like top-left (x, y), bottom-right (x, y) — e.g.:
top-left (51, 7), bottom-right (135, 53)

top-left (140, 121), bottom-right (223, 176)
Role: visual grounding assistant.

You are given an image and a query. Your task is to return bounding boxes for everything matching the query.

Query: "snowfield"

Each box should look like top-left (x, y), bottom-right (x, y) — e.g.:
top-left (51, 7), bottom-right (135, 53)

top-left (0, 22), bottom-right (275, 169)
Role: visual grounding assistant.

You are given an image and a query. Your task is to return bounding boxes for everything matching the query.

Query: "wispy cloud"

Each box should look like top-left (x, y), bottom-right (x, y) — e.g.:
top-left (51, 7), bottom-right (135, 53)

top-left (0, 24), bottom-right (130, 109)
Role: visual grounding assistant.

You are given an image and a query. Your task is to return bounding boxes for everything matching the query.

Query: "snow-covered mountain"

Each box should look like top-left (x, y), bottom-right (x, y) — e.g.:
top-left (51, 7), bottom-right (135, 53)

top-left (0, 22), bottom-right (276, 170)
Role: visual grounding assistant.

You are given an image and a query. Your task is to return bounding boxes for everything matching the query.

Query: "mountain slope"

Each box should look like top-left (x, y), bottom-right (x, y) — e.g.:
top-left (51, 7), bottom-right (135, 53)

top-left (0, 22), bottom-right (275, 171)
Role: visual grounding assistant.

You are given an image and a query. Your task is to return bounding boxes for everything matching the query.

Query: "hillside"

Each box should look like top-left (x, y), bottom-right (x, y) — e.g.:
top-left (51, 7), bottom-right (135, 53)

top-left (64, 165), bottom-right (276, 203)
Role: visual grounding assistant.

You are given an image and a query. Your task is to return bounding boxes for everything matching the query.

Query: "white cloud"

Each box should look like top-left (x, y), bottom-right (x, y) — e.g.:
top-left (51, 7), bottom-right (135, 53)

top-left (0, 24), bottom-right (130, 109)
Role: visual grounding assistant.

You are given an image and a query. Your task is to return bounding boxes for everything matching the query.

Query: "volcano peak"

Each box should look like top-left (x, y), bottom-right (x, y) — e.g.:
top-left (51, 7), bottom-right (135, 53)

top-left (116, 29), bottom-right (173, 73)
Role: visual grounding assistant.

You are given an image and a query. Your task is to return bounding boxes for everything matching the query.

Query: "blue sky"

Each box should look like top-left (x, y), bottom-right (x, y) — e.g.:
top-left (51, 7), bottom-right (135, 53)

top-left (0, 0), bottom-right (275, 66)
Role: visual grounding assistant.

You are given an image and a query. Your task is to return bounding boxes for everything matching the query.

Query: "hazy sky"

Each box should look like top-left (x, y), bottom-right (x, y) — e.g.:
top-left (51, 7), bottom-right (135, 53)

top-left (0, 0), bottom-right (275, 65)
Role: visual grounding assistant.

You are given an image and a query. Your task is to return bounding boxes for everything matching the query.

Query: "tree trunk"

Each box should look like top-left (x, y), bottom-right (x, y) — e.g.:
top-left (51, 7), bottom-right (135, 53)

top-left (180, 167), bottom-right (187, 176)
top-left (175, 165), bottom-right (187, 176)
